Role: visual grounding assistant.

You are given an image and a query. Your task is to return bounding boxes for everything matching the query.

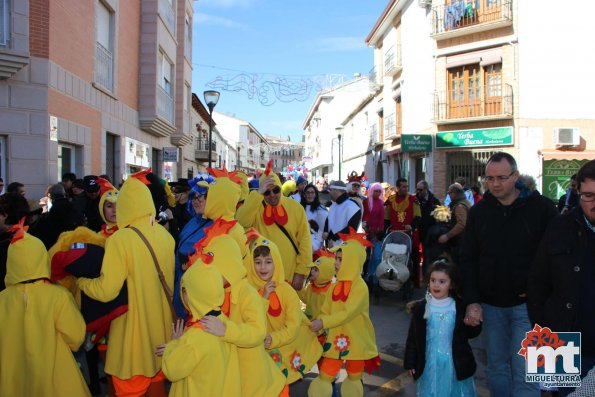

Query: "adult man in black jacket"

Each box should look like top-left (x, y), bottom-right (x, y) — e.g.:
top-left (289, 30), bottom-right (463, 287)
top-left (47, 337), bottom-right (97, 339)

top-left (528, 160), bottom-right (595, 396)
top-left (460, 152), bottom-right (558, 397)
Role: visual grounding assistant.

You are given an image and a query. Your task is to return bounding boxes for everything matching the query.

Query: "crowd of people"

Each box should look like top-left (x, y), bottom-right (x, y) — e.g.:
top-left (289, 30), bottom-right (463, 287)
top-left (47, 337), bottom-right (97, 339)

top-left (0, 152), bottom-right (593, 397)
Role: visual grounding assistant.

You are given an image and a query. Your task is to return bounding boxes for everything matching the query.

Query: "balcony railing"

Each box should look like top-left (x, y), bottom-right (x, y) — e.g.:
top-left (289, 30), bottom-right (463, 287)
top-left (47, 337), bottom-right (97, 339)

top-left (370, 124), bottom-right (380, 144)
top-left (195, 140), bottom-right (216, 151)
top-left (432, 83), bottom-right (513, 123)
top-left (368, 66), bottom-right (380, 86)
top-left (384, 45), bottom-right (402, 76)
top-left (431, 0), bottom-right (512, 36)
top-left (384, 114), bottom-right (397, 140)
top-left (95, 42), bottom-right (113, 91)
top-left (159, 0), bottom-right (176, 35)
top-left (194, 140), bottom-right (217, 162)
top-left (157, 85), bottom-right (174, 124)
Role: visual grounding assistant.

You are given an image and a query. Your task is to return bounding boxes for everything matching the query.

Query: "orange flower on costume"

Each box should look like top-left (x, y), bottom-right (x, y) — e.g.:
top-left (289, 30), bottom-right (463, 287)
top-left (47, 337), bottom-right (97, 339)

top-left (334, 334), bottom-right (350, 352)
top-left (270, 351), bottom-right (282, 365)
top-left (290, 351), bottom-right (306, 375)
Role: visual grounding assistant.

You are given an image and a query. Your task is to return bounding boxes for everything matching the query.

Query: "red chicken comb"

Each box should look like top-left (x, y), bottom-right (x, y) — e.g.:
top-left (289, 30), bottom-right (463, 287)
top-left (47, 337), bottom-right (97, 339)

top-left (8, 217), bottom-right (29, 244)
top-left (264, 159), bottom-right (273, 176)
top-left (208, 167), bottom-right (243, 185)
top-left (130, 168), bottom-right (152, 185)
top-left (244, 227), bottom-right (261, 245)
top-left (96, 177), bottom-right (116, 196)
top-left (314, 248), bottom-right (335, 259)
top-left (337, 227), bottom-right (373, 247)
top-left (187, 217), bottom-right (237, 267)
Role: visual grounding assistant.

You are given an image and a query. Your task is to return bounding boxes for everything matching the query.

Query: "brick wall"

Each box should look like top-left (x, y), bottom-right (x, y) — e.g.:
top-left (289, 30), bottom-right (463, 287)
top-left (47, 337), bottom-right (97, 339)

top-left (29, 0), bottom-right (49, 58)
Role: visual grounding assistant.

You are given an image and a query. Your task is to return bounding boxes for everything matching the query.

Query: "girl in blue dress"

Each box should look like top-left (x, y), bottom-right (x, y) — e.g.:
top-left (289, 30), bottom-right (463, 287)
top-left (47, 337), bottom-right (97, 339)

top-left (404, 258), bottom-right (481, 397)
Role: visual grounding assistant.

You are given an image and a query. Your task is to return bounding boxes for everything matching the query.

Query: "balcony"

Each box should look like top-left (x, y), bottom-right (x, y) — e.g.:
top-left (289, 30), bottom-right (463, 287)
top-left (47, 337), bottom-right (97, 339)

top-left (195, 140), bottom-right (217, 162)
top-left (0, 1), bottom-right (30, 80)
top-left (431, 0), bottom-right (512, 39)
top-left (384, 45), bottom-right (402, 77)
top-left (432, 83), bottom-right (513, 124)
top-left (95, 42), bottom-right (113, 92)
top-left (369, 124), bottom-right (381, 145)
top-left (368, 66), bottom-right (382, 89)
top-left (384, 114), bottom-right (399, 140)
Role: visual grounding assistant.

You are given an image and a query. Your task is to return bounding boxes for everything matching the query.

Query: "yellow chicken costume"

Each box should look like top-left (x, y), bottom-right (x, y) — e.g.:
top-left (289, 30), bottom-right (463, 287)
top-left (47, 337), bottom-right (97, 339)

top-left (236, 161), bottom-right (312, 282)
top-left (161, 254), bottom-right (231, 397)
top-left (308, 227), bottom-right (380, 397)
top-left (191, 217), bottom-right (285, 396)
top-left (0, 219), bottom-right (90, 397)
top-left (202, 167), bottom-right (248, 265)
top-left (245, 229), bottom-right (322, 386)
top-left (298, 248), bottom-right (336, 320)
top-left (77, 171), bottom-right (175, 394)
top-left (230, 169), bottom-right (250, 208)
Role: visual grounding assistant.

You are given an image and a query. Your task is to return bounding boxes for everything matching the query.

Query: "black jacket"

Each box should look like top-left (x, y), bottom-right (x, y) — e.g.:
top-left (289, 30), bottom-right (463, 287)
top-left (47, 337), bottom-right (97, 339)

top-left (417, 191), bottom-right (440, 242)
top-left (527, 208), bottom-right (595, 356)
top-left (404, 298), bottom-right (481, 381)
top-left (459, 188), bottom-right (558, 307)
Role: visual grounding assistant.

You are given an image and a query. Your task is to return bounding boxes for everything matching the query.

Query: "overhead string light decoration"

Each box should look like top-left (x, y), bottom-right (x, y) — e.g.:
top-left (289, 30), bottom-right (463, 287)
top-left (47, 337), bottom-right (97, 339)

top-left (197, 64), bottom-right (352, 106)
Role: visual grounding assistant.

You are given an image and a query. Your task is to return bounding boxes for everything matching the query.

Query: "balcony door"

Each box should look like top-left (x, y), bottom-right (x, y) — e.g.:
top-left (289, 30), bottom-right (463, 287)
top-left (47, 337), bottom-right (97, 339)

top-left (484, 63), bottom-right (502, 115)
top-left (448, 64), bottom-right (480, 118)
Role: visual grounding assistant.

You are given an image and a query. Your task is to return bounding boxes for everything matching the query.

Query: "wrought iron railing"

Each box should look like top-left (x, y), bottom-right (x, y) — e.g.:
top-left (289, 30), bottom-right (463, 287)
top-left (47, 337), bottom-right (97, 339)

top-left (384, 45), bottom-right (402, 76)
top-left (370, 124), bottom-right (379, 144)
top-left (195, 140), bottom-right (216, 151)
top-left (432, 0), bottom-right (512, 35)
top-left (95, 42), bottom-right (113, 91)
top-left (432, 83), bottom-right (513, 121)
top-left (157, 85), bottom-right (174, 123)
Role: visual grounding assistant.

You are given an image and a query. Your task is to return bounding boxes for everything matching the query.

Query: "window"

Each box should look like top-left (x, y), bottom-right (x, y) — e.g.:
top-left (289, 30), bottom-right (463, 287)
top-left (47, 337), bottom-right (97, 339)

top-left (485, 63), bottom-right (502, 115)
top-left (184, 83), bottom-right (190, 112)
top-left (95, 1), bottom-right (114, 91)
top-left (105, 133), bottom-right (117, 183)
top-left (184, 14), bottom-right (192, 59)
top-left (58, 144), bottom-right (76, 179)
top-left (0, 0), bottom-right (10, 47)
top-left (384, 113), bottom-right (396, 139)
top-left (448, 64), bottom-right (480, 118)
top-left (160, 52), bottom-right (172, 95)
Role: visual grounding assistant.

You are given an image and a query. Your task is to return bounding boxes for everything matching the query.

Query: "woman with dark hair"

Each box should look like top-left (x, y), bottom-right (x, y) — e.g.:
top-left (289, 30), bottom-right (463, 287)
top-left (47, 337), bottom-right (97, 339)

top-left (301, 183), bottom-right (328, 252)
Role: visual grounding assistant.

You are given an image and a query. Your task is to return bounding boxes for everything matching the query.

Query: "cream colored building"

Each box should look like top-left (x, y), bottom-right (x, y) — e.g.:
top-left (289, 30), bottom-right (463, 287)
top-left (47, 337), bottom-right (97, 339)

top-left (0, 0), bottom-right (197, 198)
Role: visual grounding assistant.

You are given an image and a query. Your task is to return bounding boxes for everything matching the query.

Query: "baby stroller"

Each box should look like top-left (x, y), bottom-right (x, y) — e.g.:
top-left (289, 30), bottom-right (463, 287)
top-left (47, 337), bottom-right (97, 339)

top-left (374, 231), bottom-right (412, 303)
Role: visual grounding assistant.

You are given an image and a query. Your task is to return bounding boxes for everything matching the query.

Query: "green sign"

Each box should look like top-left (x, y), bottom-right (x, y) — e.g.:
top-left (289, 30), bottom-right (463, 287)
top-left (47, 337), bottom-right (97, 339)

top-left (436, 127), bottom-right (513, 148)
top-left (402, 134), bottom-right (432, 152)
top-left (542, 159), bottom-right (588, 202)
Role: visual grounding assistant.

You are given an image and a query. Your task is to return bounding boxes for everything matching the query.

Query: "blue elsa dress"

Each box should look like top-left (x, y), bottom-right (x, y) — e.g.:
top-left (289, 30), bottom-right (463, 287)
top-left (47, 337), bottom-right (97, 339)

top-left (417, 297), bottom-right (476, 397)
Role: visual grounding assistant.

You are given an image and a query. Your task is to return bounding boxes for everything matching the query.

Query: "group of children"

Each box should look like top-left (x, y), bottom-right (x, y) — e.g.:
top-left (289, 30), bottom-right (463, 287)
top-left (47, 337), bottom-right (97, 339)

top-left (0, 166), bottom-right (483, 397)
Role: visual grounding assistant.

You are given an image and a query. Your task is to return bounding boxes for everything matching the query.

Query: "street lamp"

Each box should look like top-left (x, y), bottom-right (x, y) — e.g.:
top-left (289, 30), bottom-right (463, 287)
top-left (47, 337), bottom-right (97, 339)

top-left (203, 90), bottom-right (220, 168)
top-left (335, 126), bottom-right (343, 180)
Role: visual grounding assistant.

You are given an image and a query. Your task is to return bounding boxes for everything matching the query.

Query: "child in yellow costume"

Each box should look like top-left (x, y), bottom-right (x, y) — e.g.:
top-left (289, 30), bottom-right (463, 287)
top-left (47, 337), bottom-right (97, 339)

top-left (77, 171), bottom-right (175, 397)
top-left (0, 219), bottom-right (90, 397)
top-left (298, 248), bottom-right (336, 320)
top-left (308, 227), bottom-right (380, 397)
top-left (161, 254), bottom-right (231, 396)
top-left (187, 217), bottom-right (285, 397)
top-left (201, 167), bottom-right (249, 265)
top-left (245, 229), bottom-right (322, 392)
top-left (236, 160), bottom-right (312, 287)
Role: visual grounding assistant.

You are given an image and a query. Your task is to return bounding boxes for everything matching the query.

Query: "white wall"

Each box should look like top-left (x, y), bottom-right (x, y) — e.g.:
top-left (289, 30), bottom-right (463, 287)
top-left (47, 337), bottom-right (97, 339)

top-left (517, 1), bottom-right (595, 119)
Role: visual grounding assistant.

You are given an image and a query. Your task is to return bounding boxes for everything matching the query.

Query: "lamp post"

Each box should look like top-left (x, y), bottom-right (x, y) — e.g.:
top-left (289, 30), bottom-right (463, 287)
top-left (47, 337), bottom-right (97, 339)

top-left (203, 90), bottom-right (220, 168)
top-left (335, 126), bottom-right (343, 180)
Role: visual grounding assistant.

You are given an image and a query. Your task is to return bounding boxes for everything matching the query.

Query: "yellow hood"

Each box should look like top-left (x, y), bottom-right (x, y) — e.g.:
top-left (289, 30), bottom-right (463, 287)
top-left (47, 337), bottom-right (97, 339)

top-left (204, 169), bottom-right (242, 220)
top-left (116, 174), bottom-right (156, 229)
top-left (5, 220), bottom-right (50, 286)
top-left (329, 228), bottom-right (371, 282)
top-left (245, 228), bottom-right (285, 290)
top-left (309, 250), bottom-right (336, 285)
top-left (258, 160), bottom-right (281, 189)
top-left (181, 261), bottom-right (225, 319)
top-left (282, 180), bottom-right (296, 197)
top-left (230, 170), bottom-right (249, 203)
top-left (97, 177), bottom-right (119, 228)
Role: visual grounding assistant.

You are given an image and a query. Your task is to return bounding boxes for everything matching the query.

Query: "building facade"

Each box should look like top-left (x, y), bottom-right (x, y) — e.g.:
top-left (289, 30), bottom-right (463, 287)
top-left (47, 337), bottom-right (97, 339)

top-left (265, 135), bottom-right (304, 174)
top-left (0, 0), bottom-right (196, 199)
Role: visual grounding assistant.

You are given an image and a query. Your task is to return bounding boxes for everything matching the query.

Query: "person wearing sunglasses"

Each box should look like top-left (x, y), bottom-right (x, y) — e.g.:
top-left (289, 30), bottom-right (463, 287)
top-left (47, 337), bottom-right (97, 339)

top-left (528, 159), bottom-right (595, 396)
top-left (236, 169), bottom-right (312, 291)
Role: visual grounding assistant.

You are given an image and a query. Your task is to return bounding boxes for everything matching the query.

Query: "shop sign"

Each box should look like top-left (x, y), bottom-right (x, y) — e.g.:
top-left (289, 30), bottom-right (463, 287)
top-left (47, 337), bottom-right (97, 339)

top-left (542, 159), bottom-right (588, 202)
top-left (125, 137), bottom-right (150, 168)
top-left (163, 147), bottom-right (179, 162)
top-left (402, 134), bottom-right (432, 152)
top-left (436, 127), bottom-right (513, 148)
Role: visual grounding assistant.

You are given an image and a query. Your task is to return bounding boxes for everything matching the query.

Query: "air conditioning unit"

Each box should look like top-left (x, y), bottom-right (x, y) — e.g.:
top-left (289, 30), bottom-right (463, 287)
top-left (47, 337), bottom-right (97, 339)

top-left (553, 128), bottom-right (580, 146)
top-left (418, 0), bottom-right (432, 7)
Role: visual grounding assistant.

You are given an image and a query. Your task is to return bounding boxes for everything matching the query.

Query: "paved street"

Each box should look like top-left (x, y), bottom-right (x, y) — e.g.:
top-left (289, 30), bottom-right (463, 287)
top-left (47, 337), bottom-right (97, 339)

top-left (290, 286), bottom-right (490, 397)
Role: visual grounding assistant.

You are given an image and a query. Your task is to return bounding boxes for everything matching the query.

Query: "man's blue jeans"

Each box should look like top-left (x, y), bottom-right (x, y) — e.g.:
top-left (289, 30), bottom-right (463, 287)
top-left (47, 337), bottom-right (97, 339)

top-left (482, 303), bottom-right (540, 397)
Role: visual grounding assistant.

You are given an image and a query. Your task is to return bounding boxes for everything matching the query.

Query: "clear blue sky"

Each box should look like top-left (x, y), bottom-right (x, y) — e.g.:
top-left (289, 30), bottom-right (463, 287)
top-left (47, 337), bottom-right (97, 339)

top-left (192, 0), bottom-right (388, 142)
